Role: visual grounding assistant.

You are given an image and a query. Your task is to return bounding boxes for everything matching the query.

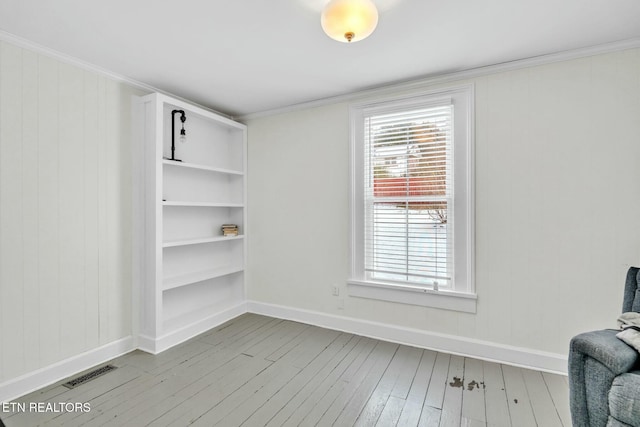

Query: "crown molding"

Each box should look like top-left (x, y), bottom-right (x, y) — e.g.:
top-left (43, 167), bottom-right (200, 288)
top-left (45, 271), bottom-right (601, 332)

top-left (0, 29), bottom-right (155, 92)
top-left (2, 29), bottom-right (638, 123)
top-left (0, 30), bottom-right (233, 120)
top-left (237, 37), bottom-right (640, 121)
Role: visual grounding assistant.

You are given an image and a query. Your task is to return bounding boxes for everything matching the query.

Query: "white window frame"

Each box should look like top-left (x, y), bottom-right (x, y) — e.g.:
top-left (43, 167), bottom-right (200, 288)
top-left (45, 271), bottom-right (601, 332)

top-left (348, 85), bottom-right (476, 313)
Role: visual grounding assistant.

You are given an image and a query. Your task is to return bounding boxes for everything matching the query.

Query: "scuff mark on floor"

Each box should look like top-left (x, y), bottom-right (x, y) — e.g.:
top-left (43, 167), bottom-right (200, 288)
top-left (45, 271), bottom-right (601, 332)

top-left (449, 377), bottom-right (464, 388)
top-left (467, 380), bottom-right (480, 390)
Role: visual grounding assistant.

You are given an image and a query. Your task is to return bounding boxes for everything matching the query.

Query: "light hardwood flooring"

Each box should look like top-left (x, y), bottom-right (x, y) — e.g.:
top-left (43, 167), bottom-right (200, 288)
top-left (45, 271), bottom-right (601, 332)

top-left (2, 313), bottom-right (571, 426)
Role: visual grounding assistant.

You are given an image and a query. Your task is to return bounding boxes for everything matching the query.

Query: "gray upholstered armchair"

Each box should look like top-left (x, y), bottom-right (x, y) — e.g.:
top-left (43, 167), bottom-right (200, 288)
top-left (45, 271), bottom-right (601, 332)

top-left (569, 267), bottom-right (640, 427)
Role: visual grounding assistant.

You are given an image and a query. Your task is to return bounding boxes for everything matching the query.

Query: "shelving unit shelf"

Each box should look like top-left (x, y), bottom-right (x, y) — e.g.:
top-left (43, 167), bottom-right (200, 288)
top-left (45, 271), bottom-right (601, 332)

top-left (163, 266), bottom-right (244, 291)
top-left (163, 235), bottom-right (244, 248)
top-left (162, 159), bottom-right (244, 176)
top-left (135, 93), bottom-right (247, 354)
top-left (163, 201), bottom-right (244, 208)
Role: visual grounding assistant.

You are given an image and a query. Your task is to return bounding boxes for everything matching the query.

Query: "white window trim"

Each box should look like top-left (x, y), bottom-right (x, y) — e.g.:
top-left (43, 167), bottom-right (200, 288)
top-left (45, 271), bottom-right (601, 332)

top-left (348, 84), bottom-right (476, 313)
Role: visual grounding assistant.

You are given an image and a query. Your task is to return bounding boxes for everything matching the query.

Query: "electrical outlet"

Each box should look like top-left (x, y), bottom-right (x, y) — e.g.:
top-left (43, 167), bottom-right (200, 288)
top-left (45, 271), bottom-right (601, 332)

top-left (337, 298), bottom-right (345, 309)
top-left (331, 286), bottom-right (340, 296)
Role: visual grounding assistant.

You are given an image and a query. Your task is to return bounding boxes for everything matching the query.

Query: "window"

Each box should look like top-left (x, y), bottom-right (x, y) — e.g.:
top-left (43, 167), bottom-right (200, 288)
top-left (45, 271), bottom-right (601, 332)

top-left (348, 85), bottom-right (475, 312)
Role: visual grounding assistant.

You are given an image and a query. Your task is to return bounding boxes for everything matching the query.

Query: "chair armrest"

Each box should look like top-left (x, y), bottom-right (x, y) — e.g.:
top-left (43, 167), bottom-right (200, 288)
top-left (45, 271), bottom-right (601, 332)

top-left (570, 329), bottom-right (639, 375)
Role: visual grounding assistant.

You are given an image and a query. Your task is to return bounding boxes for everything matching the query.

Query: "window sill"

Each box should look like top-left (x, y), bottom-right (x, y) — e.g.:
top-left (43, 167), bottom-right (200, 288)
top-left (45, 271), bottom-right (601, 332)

top-left (347, 279), bottom-right (477, 313)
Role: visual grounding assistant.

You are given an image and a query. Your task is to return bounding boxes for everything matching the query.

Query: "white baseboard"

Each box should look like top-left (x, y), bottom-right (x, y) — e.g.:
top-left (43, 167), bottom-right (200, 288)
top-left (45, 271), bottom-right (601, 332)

top-left (1, 300), bottom-right (568, 403)
top-left (0, 303), bottom-right (248, 402)
top-left (0, 336), bottom-right (134, 403)
top-left (246, 300), bottom-right (568, 375)
top-left (137, 302), bottom-right (248, 354)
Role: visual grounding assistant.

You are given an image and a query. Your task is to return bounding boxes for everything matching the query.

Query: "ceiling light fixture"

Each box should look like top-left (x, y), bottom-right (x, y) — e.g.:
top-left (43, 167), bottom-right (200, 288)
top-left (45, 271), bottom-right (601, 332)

top-left (321, 0), bottom-right (379, 43)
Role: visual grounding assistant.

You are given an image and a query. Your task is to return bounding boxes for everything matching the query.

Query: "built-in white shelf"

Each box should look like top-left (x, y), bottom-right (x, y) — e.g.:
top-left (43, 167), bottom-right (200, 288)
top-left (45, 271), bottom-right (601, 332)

top-left (163, 266), bottom-right (244, 291)
top-left (162, 159), bottom-right (244, 176)
top-left (163, 201), bottom-right (244, 208)
top-left (135, 92), bottom-right (247, 354)
top-left (163, 235), bottom-right (244, 248)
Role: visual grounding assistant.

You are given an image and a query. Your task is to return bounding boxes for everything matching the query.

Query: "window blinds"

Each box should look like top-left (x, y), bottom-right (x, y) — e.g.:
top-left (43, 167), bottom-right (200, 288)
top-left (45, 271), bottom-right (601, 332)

top-left (363, 104), bottom-right (453, 287)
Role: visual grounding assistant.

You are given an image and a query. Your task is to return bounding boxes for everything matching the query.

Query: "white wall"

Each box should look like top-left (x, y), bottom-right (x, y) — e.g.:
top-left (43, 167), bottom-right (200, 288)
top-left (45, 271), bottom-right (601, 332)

top-left (0, 40), bottom-right (142, 385)
top-left (246, 48), bottom-right (640, 367)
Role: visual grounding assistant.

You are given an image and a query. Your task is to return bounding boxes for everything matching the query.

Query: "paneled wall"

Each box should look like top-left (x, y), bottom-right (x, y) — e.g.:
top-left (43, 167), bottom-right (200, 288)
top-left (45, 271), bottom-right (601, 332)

top-left (246, 48), bottom-right (640, 361)
top-left (0, 40), bottom-right (141, 383)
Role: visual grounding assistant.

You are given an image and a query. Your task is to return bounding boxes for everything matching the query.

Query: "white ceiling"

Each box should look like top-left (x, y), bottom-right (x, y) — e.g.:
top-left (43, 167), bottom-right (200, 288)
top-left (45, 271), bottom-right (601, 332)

top-left (1, 0), bottom-right (639, 117)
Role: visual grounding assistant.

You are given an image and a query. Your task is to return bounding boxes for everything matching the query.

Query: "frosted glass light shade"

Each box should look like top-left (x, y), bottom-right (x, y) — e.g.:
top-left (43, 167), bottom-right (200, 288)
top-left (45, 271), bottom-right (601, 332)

top-left (321, 0), bottom-right (378, 43)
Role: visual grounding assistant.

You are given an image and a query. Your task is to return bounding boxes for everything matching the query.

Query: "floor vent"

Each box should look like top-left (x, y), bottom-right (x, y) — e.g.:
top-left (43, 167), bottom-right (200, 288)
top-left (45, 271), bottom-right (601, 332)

top-left (62, 365), bottom-right (117, 389)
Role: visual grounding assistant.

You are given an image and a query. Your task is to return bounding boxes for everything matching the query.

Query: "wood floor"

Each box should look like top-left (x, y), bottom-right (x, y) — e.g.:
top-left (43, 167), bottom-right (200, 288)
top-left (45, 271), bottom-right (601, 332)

top-left (2, 314), bottom-right (571, 426)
